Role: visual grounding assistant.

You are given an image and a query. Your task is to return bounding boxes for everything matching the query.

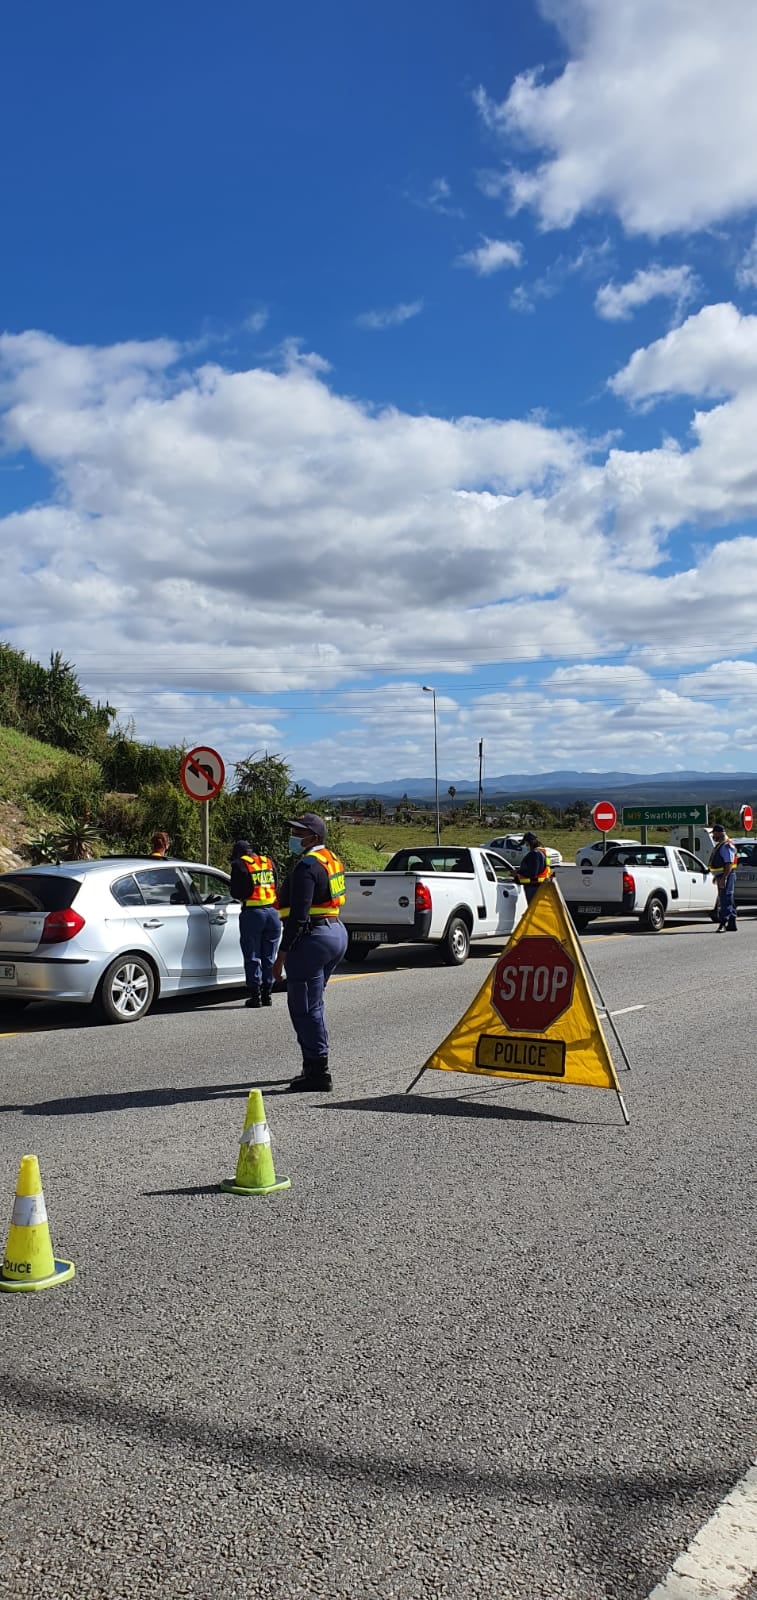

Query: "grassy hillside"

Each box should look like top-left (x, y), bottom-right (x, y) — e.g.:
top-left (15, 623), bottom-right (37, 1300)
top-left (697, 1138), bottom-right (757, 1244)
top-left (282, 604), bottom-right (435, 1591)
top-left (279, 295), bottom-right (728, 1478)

top-left (0, 725), bottom-right (70, 802)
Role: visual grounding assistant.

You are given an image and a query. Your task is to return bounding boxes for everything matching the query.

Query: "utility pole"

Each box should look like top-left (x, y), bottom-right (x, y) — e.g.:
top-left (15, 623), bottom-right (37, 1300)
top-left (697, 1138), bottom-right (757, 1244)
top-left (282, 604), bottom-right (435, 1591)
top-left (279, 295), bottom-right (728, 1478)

top-left (477, 739), bottom-right (484, 822)
top-left (422, 686), bottom-right (440, 845)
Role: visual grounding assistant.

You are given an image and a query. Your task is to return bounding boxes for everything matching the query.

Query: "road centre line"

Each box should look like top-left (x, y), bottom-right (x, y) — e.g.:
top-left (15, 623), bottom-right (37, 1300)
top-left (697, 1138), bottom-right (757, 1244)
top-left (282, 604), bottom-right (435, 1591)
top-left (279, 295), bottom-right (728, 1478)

top-left (645, 1460), bottom-right (757, 1600)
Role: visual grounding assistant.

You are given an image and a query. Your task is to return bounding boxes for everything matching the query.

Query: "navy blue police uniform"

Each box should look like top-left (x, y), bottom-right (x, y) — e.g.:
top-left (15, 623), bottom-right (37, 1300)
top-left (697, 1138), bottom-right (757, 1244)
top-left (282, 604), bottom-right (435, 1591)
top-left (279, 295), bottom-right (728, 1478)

top-left (277, 813), bottom-right (347, 1091)
top-left (229, 838), bottom-right (281, 1005)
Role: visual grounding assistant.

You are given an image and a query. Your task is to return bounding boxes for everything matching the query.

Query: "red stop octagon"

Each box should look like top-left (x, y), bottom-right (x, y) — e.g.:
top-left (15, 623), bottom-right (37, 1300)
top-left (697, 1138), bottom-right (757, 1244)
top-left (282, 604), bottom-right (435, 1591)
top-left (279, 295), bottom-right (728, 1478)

top-left (492, 937), bottom-right (576, 1033)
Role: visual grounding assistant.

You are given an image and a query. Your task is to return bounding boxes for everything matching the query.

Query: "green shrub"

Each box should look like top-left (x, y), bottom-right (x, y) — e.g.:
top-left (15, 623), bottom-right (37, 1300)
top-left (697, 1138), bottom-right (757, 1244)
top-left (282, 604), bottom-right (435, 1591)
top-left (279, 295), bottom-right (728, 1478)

top-left (29, 755), bottom-right (105, 818)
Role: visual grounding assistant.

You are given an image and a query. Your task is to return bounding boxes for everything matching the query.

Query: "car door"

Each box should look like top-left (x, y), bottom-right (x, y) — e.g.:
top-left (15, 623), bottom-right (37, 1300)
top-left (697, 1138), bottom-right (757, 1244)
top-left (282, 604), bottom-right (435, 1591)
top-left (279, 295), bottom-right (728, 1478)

top-left (735, 844), bottom-right (757, 904)
top-left (485, 853), bottom-right (526, 934)
top-left (184, 868), bottom-right (245, 983)
top-left (131, 866), bottom-right (212, 985)
top-left (674, 850), bottom-right (712, 912)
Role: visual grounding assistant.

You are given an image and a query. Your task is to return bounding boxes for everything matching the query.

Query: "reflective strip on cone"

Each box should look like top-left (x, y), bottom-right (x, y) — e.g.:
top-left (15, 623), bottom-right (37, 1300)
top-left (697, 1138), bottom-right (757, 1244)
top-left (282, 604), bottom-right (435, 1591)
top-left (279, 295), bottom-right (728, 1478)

top-left (240, 1121), bottom-right (271, 1148)
top-left (11, 1193), bottom-right (48, 1227)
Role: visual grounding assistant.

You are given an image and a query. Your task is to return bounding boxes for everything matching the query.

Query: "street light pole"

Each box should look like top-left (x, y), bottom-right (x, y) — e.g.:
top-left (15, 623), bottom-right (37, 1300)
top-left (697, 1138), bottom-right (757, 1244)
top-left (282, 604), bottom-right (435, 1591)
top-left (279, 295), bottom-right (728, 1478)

top-left (422, 685), bottom-right (440, 845)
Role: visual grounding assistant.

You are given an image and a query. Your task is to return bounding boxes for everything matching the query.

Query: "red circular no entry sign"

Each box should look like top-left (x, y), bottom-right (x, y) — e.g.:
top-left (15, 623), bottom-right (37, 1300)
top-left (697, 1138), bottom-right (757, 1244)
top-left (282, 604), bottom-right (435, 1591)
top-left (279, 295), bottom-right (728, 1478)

top-left (592, 799), bottom-right (617, 833)
top-left (741, 803), bottom-right (753, 833)
top-left (491, 937), bottom-right (576, 1034)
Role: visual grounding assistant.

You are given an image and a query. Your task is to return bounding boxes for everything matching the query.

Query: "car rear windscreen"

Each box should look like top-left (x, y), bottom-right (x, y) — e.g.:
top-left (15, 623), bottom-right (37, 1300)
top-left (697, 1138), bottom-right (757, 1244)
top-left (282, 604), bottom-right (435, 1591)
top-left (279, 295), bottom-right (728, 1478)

top-left (0, 875), bottom-right (82, 913)
top-left (384, 848), bottom-right (474, 873)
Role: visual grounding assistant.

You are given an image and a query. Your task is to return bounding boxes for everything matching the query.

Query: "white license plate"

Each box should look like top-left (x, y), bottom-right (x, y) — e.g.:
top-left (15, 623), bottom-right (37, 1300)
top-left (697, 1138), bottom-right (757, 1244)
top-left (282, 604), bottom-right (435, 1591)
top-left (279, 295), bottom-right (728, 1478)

top-left (351, 931), bottom-right (389, 942)
top-left (0, 964), bottom-right (16, 984)
top-left (577, 905), bottom-right (602, 915)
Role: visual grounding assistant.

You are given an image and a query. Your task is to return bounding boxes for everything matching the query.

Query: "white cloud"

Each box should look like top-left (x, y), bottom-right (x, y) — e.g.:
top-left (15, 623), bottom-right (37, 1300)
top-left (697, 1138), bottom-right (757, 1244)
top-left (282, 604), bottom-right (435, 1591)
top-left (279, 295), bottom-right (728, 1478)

top-left (407, 177), bottom-right (464, 218)
top-left (595, 266), bottom-right (697, 322)
top-left (5, 325), bottom-right (757, 774)
top-left (244, 309), bottom-right (269, 334)
top-left (509, 237), bottom-right (611, 313)
top-left (476, 0), bottom-right (757, 236)
top-left (355, 300), bottom-right (424, 330)
top-left (456, 237), bottom-right (523, 275)
top-left (736, 229), bottom-right (757, 290)
top-left (610, 303), bottom-right (757, 402)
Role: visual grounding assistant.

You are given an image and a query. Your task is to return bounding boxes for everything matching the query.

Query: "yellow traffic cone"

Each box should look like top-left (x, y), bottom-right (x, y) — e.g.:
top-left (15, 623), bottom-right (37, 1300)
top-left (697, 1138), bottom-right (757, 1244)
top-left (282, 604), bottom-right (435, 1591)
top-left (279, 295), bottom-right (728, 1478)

top-left (221, 1089), bottom-right (290, 1196)
top-left (0, 1155), bottom-right (75, 1293)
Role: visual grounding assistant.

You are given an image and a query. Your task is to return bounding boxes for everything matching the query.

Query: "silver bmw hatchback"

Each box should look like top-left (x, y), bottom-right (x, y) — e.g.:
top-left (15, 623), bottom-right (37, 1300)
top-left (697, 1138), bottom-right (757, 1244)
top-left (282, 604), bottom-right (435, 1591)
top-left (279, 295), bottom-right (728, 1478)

top-left (0, 857), bottom-right (246, 1024)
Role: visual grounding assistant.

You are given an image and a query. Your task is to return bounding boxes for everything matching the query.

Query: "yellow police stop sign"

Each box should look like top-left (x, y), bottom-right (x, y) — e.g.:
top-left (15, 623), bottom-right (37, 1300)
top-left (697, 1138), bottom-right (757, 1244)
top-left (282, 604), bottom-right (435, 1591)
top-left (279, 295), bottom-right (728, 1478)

top-left (410, 879), bottom-right (629, 1123)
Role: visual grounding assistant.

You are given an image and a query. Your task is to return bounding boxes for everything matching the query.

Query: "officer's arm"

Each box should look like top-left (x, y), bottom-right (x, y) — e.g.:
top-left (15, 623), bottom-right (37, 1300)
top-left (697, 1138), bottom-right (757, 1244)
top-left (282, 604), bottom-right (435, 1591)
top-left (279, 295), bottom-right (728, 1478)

top-left (280, 859), bottom-right (317, 951)
top-left (229, 861), bottom-right (250, 901)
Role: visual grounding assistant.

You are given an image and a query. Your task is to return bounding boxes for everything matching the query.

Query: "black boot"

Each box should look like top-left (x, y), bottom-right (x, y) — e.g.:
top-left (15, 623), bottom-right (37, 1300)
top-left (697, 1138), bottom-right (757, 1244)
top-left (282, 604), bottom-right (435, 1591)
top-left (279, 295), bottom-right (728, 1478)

top-left (261, 985), bottom-right (273, 1007)
top-left (726, 918), bottom-right (738, 931)
top-left (285, 1056), bottom-right (332, 1093)
top-left (245, 984), bottom-right (262, 1008)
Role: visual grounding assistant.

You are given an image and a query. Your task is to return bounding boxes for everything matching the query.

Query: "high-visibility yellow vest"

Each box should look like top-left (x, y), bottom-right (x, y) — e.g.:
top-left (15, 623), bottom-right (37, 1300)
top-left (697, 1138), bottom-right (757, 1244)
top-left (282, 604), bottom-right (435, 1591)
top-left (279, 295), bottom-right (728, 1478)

top-left (240, 853), bottom-right (277, 907)
top-left (279, 846), bottom-right (346, 920)
top-left (518, 850), bottom-right (553, 885)
top-left (708, 840), bottom-right (736, 877)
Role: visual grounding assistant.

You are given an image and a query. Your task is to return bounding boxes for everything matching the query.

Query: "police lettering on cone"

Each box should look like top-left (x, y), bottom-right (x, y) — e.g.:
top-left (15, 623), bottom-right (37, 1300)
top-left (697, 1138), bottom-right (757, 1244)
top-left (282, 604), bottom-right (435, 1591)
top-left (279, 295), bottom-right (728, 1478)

top-left (229, 839), bottom-right (281, 1007)
top-left (272, 812), bottom-right (347, 1092)
top-left (518, 832), bottom-right (553, 903)
top-left (709, 822), bottom-right (738, 932)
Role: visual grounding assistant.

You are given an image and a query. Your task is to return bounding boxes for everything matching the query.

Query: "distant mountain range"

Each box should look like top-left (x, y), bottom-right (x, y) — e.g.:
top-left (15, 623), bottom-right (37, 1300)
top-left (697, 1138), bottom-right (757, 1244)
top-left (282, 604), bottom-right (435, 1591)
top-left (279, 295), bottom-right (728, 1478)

top-left (299, 769), bottom-right (757, 807)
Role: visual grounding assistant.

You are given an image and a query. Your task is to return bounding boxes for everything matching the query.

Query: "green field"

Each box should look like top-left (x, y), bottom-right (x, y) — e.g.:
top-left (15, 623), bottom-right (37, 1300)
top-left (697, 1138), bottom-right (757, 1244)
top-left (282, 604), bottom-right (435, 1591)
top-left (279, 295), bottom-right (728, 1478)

top-left (337, 820), bottom-right (674, 870)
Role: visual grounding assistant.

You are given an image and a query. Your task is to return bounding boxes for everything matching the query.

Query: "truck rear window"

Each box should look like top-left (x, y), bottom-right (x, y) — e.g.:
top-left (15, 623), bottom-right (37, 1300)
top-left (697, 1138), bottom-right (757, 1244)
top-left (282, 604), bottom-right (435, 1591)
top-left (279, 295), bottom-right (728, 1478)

top-left (384, 849), bottom-right (474, 874)
top-left (0, 874), bottom-right (82, 913)
top-left (601, 848), bottom-right (670, 868)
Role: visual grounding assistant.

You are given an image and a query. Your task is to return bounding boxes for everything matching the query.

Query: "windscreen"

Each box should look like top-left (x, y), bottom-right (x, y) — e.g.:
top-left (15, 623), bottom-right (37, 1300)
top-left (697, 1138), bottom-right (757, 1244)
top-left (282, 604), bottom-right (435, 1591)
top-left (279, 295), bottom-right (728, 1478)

top-left (0, 874), bottom-right (82, 912)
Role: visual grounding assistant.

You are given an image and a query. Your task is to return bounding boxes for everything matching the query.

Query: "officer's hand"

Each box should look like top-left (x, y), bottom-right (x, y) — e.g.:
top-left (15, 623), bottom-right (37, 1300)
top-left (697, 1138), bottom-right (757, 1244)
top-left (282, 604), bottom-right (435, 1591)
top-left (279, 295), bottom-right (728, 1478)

top-left (272, 954), bottom-right (285, 982)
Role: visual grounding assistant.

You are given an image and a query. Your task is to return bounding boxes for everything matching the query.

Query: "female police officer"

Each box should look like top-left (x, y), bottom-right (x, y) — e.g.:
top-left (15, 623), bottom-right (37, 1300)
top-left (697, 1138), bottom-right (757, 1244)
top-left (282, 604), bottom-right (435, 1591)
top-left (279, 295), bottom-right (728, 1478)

top-left (271, 812), bottom-right (347, 1092)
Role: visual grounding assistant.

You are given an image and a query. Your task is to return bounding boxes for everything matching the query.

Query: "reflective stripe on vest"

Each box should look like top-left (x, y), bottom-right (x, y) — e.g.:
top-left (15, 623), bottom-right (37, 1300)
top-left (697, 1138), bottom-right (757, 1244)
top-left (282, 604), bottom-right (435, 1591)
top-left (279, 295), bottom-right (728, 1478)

top-left (518, 852), bottom-right (553, 885)
top-left (708, 840), bottom-right (736, 877)
top-left (278, 846), bottom-right (346, 920)
top-left (241, 854), bottom-right (277, 907)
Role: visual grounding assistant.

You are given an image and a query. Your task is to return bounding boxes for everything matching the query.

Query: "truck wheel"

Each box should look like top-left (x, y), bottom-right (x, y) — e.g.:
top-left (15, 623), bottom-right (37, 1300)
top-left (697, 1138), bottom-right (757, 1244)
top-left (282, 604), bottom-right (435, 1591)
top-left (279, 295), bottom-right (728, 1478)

top-left (441, 917), bottom-right (470, 965)
top-left (642, 896), bottom-right (666, 933)
top-left (344, 940), bottom-right (373, 964)
top-left (96, 953), bottom-right (156, 1023)
top-left (572, 915), bottom-right (591, 932)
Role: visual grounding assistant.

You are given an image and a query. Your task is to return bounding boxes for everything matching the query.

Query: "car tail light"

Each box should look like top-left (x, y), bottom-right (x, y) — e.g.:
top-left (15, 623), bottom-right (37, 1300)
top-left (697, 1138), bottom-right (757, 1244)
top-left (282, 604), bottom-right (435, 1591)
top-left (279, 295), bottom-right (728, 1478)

top-left (415, 882), bottom-right (432, 913)
top-left (622, 871), bottom-right (635, 896)
top-left (40, 909), bottom-right (86, 944)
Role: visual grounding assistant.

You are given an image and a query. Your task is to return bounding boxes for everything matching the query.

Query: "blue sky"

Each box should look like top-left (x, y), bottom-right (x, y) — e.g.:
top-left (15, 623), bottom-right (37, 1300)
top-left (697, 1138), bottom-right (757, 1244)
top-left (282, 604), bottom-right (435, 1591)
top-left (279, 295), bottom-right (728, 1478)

top-left (3, 0), bottom-right (757, 787)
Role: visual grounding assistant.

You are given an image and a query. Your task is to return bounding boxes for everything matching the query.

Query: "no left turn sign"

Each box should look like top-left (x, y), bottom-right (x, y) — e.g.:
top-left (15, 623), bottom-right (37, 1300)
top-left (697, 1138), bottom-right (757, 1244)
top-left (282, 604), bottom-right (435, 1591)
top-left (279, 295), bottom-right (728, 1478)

top-left (180, 746), bottom-right (225, 803)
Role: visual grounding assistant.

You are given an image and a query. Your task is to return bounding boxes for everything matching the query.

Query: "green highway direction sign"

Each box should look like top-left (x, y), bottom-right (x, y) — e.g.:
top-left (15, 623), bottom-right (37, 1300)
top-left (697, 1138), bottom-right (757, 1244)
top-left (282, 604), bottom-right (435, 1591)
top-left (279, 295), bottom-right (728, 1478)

top-left (621, 804), bottom-right (708, 827)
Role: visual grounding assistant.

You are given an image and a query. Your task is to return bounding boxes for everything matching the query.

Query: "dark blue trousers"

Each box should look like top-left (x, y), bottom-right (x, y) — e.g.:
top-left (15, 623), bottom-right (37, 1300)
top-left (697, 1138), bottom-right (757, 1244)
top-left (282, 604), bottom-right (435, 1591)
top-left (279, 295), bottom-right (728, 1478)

top-left (284, 918), bottom-right (348, 1059)
top-left (717, 874), bottom-right (737, 925)
top-left (239, 906), bottom-right (281, 988)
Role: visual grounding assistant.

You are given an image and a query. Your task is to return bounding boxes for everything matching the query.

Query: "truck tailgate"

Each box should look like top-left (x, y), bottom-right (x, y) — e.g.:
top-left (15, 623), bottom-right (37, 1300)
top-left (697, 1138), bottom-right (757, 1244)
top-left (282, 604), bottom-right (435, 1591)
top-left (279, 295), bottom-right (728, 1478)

top-left (556, 865), bottom-right (627, 910)
top-left (342, 873), bottom-right (418, 928)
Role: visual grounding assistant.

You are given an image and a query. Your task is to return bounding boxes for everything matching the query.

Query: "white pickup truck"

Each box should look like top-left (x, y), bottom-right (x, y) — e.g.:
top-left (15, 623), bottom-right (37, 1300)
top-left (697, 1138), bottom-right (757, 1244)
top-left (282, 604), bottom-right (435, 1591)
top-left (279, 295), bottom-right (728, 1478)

top-left (557, 843), bottom-right (718, 932)
top-left (341, 845), bottom-right (527, 965)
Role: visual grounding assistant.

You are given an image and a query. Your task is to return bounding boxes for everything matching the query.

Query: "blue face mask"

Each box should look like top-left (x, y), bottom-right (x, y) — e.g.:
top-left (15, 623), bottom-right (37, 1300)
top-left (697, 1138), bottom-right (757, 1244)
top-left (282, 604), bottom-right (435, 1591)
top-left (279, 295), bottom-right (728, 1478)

top-left (289, 836), bottom-right (304, 855)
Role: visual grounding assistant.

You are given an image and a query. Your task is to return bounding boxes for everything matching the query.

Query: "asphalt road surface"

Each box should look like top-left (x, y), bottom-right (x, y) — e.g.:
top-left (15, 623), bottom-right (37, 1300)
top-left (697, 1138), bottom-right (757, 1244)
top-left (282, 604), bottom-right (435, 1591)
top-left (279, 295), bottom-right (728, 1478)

top-left (0, 915), bottom-right (754, 1600)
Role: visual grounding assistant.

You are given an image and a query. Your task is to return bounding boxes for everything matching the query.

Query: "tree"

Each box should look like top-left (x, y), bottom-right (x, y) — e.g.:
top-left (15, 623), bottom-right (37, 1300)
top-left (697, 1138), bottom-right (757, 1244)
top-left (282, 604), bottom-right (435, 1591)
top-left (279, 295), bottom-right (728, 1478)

top-left (221, 752), bottom-right (310, 869)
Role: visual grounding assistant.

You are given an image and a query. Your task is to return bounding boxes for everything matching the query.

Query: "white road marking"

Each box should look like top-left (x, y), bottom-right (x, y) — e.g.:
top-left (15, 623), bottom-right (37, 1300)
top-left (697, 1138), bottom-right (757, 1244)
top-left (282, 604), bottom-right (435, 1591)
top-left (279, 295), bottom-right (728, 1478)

top-left (645, 1460), bottom-right (757, 1599)
top-left (596, 1004), bottom-right (647, 1018)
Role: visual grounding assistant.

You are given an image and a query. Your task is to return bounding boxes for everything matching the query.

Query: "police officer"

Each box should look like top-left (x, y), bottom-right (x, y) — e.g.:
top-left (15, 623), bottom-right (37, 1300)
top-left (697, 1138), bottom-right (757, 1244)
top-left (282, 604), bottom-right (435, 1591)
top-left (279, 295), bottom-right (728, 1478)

top-left (709, 822), bottom-right (738, 931)
top-left (229, 839), bottom-right (281, 1006)
top-left (271, 812), bottom-right (347, 1092)
top-left (518, 831), bottom-right (553, 903)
